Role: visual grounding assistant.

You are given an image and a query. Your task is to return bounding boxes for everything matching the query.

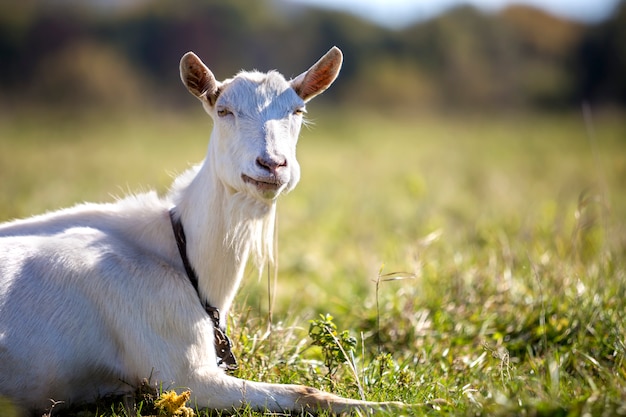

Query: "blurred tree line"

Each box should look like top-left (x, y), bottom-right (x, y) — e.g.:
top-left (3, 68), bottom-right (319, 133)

top-left (0, 0), bottom-right (624, 113)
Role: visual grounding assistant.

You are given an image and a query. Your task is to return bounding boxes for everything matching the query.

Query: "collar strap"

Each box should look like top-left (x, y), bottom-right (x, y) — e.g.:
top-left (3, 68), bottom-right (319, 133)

top-left (169, 209), bottom-right (238, 371)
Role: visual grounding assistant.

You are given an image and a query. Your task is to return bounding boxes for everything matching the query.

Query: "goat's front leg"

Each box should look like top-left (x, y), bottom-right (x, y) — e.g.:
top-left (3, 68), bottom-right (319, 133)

top-left (187, 373), bottom-right (406, 414)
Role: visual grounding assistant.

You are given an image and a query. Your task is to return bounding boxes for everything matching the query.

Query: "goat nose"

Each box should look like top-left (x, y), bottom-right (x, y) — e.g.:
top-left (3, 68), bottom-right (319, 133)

top-left (256, 156), bottom-right (287, 173)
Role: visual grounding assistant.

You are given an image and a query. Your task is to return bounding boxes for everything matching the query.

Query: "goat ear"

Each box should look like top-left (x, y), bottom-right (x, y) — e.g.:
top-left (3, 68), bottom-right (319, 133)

top-left (291, 46), bottom-right (343, 102)
top-left (180, 52), bottom-right (219, 103)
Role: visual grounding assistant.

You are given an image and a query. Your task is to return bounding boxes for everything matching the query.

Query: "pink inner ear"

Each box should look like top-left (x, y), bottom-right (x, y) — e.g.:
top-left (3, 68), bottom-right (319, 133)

top-left (298, 71), bottom-right (329, 100)
top-left (181, 53), bottom-right (217, 98)
top-left (190, 65), bottom-right (213, 95)
top-left (293, 48), bottom-right (342, 101)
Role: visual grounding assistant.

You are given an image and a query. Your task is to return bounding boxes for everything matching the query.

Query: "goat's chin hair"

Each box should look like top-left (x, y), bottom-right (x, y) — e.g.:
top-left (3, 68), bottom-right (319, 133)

top-left (224, 192), bottom-right (276, 273)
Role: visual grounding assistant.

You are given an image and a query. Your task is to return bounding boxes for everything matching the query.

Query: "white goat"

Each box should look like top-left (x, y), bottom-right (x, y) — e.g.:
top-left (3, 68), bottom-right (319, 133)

top-left (0, 47), bottom-right (403, 415)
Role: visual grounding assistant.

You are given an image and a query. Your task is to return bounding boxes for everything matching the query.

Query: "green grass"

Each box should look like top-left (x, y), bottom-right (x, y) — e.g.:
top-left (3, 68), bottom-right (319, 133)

top-left (0, 108), bottom-right (625, 416)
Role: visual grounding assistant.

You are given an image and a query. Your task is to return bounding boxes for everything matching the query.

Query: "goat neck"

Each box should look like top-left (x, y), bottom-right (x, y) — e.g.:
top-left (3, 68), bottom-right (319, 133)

top-left (171, 156), bottom-right (275, 327)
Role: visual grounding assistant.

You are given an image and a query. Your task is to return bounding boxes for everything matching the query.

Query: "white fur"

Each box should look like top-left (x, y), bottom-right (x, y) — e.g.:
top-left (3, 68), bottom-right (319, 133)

top-left (0, 47), bottom-right (404, 415)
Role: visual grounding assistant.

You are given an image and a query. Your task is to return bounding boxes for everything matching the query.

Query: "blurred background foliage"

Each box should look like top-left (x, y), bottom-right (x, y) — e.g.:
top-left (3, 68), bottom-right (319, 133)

top-left (0, 0), bottom-right (625, 115)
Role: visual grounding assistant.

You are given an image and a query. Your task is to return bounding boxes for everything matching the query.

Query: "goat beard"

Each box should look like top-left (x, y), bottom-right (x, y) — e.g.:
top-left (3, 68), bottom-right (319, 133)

top-left (223, 192), bottom-right (277, 273)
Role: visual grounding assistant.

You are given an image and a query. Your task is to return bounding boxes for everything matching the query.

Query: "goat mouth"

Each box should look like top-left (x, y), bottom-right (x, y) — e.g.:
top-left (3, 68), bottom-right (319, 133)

top-left (242, 174), bottom-right (283, 192)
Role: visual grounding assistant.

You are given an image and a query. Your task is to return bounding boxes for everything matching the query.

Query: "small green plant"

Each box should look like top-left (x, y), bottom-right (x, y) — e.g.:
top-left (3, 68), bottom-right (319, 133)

top-left (308, 313), bottom-right (357, 377)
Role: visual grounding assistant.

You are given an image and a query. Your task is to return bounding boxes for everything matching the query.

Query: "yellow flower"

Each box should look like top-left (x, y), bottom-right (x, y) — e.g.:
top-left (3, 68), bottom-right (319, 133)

top-left (154, 390), bottom-right (195, 417)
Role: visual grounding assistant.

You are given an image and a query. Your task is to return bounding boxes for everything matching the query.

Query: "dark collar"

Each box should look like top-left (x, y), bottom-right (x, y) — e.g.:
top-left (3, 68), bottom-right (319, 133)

top-left (169, 209), bottom-right (238, 371)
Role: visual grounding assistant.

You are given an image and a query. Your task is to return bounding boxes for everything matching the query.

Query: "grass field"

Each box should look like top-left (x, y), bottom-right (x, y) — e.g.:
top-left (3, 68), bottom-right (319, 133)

top-left (0, 108), bottom-right (625, 416)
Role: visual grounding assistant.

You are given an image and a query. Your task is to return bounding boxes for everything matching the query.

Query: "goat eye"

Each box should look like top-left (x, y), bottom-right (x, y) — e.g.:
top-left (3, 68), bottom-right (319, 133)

top-left (217, 108), bottom-right (233, 117)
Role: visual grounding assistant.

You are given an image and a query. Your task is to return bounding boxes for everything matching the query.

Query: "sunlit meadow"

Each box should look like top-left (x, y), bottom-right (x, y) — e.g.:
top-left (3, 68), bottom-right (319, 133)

top-left (0, 108), bottom-right (624, 416)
